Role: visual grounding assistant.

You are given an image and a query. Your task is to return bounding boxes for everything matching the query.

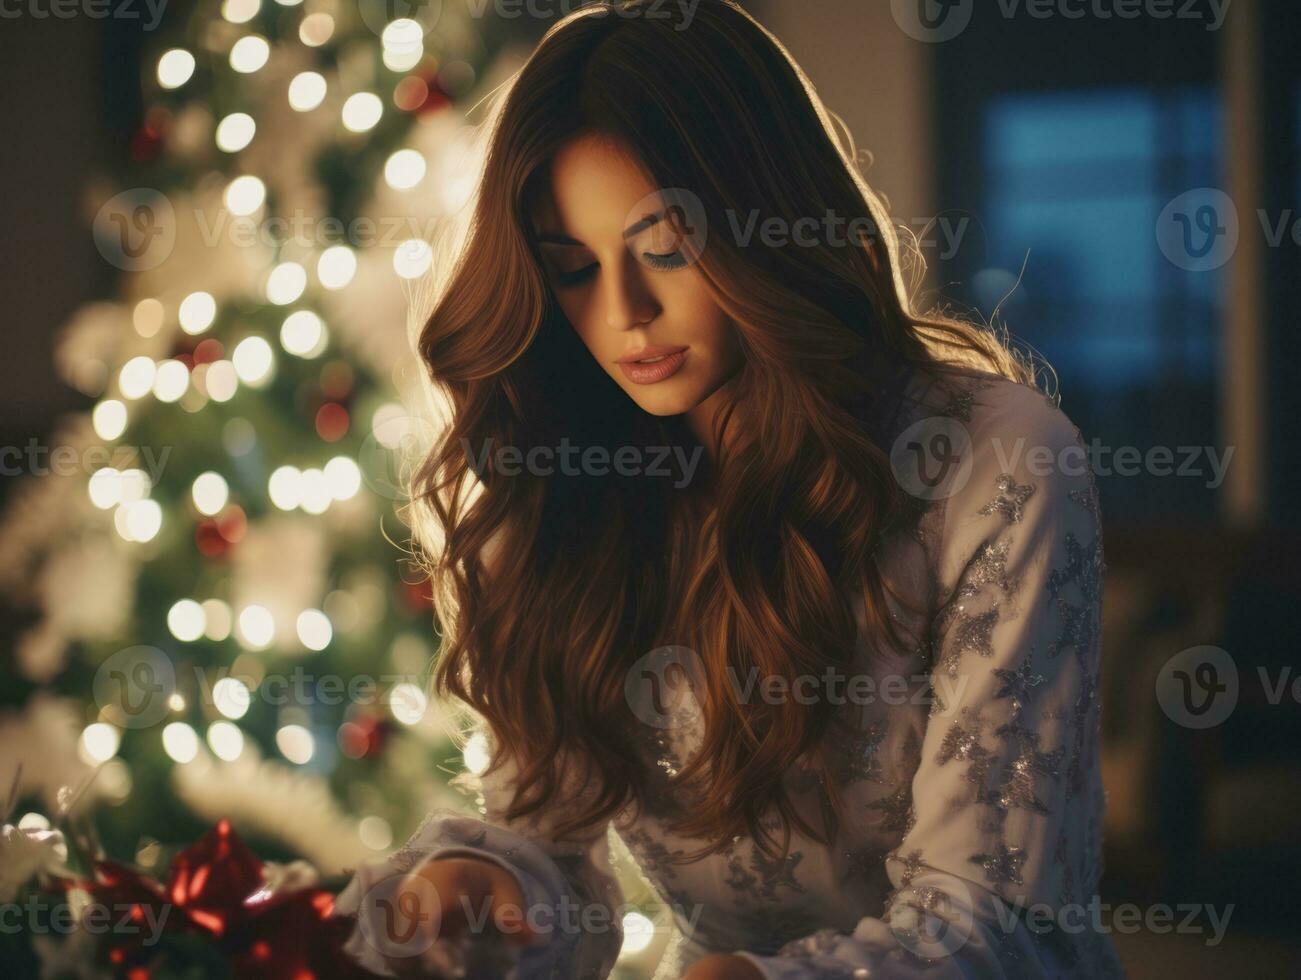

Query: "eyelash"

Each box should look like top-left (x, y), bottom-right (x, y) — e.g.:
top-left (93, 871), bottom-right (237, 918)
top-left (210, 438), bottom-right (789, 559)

top-left (554, 250), bottom-right (687, 287)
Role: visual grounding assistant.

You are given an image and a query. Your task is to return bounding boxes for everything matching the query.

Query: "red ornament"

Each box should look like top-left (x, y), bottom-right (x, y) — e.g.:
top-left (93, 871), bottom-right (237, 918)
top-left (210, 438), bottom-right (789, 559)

top-left (55, 819), bottom-right (383, 980)
top-left (338, 710), bottom-right (391, 760)
top-left (196, 520), bottom-right (230, 558)
top-left (193, 338), bottom-right (225, 364)
top-left (130, 125), bottom-right (164, 163)
top-left (216, 505), bottom-right (248, 545)
top-left (398, 575), bottom-right (434, 614)
top-left (315, 402), bottom-right (349, 443)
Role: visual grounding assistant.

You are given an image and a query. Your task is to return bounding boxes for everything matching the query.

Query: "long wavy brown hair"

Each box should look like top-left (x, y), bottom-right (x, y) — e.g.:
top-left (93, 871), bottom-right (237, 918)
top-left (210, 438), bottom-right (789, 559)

top-left (410, 0), bottom-right (1033, 863)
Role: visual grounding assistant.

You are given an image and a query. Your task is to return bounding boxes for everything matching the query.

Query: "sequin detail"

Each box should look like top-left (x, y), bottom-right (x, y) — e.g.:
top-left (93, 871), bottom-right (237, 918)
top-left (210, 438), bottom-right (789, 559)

top-left (979, 472), bottom-right (1037, 524)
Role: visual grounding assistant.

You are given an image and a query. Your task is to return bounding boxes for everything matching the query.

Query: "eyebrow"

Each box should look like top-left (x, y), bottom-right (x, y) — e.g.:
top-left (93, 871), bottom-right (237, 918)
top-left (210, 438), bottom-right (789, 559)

top-left (536, 208), bottom-right (666, 247)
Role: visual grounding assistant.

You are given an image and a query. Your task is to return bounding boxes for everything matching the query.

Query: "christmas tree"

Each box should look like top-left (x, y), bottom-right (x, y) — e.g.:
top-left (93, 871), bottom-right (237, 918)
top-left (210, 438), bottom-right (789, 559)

top-left (0, 0), bottom-right (593, 970)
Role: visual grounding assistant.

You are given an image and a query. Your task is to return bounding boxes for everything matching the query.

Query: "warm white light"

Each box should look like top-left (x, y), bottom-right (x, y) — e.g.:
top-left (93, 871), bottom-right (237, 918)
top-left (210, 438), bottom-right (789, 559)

top-left (179, 291), bottom-right (217, 334)
top-left (276, 724), bottom-right (314, 764)
top-left (358, 815), bottom-right (393, 851)
top-left (381, 18), bottom-right (423, 53)
top-left (299, 467), bottom-right (331, 515)
top-left (88, 468), bottom-right (120, 509)
top-left (207, 721), bottom-right (244, 761)
top-left (393, 239), bottom-right (432, 279)
top-left (167, 599), bottom-right (207, 642)
top-left (152, 359), bottom-right (189, 403)
top-left (221, 0), bottom-right (259, 24)
top-left (191, 471), bottom-right (230, 515)
top-left (121, 468), bottom-right (152, 502)
top-left (299, 12), bottom-right (333, 46)
top-left (463, 731), bottom-right (490, 775)
top-left (229, 35), bottom-right (270, 74)
top-left (621, 912), bottom-right (656, 955)
top-left (205, 360), bottom-right (239, 402)
top-left (265, 262), bottom-right (307, 305)
top-left (121, 499), bottom-right (163, 542)
top-left (237, 604), bottom-right (275, 649)
top-left (280, 310), bottom-right (327, 358)
top-left (224, 175), bottom-right (266, 217)
top-left (232, 336), bottom-right (274, 387)
top-left (324, 455), bottom-right (362, 500)
top-left (88, 468), bottom-right (119, 509)
top-left (162, 722), bottom-right (199, 763)
top-left (382, 46), bottom-right (423, 73)
top-left (213, 676), bottom-right (250, 719)
top-left (268, 465), bottom-right (304, 510)
top-left (370, 403), bottom-right (409, 449)
top-left (216, 113), bottom-right (256, 152)
top-left (157, 49), bottom-right (195, 90)
top-left (288, 72), bottom-right (327, 112)
top-left (389, 682), bottom-right (427, 725)
top-left (80, 723), bottom-right (121, 764)
top-left (384, 149), bottom-right (427, 191)
top-left (119, 356), bottom-right (157, 400)
top-left (93, 400), bottom-right (128, 441)
top-left (133, 298), bottom-right (164, 337)
top-left (168, 692), bottom-right (186, 711)
top-left (202, 599), bottom-right (233, 641)
top-left (341, 92), bottom-right (382, 133)
top-left (296, 609), bottom-right (332, 651)
top-left (316, 245), bottom-right (356, 290)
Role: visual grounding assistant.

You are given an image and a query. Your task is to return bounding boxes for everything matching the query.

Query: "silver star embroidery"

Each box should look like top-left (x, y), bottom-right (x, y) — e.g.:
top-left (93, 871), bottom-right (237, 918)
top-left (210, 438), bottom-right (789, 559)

top-left (892, 849), bottom-right (926, 888)
top-left (946, 606), bottom-right (1000, 671)
top-left (970, 843), bottom-right (1026, 885)
top-left (865, 782), bottom-right (914, 834)
top-left (978, 473), bottom-right (1036, 524)
top-left (992, 656), bottom-right (1046, 718)
top-left (956, 539), bottom-right (1017, 599)
top-left (936, 710), bottom-right (995, 788)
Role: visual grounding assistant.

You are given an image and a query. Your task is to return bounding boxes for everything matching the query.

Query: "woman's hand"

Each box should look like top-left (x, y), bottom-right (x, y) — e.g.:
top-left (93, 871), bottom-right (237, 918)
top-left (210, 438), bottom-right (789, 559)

top-left (681, 952), bottom-right (766, 980)
top-left (378, 854), bottom-right (541, 978)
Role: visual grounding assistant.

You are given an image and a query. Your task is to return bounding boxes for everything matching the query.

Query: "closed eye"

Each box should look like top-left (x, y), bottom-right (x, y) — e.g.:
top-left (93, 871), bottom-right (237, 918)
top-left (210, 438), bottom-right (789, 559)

top-left (552, 252), bottom-right (686, 289)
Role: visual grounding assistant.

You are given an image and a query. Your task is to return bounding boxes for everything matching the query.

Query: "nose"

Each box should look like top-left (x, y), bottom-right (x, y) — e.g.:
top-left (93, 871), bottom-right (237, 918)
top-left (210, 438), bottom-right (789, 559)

top-left (603, 254), bottom-right (659, 331)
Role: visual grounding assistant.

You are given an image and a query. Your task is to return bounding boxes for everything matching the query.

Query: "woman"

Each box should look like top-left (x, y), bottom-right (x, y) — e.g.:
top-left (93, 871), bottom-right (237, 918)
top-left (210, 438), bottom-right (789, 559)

top-left (334, 1), bottom-right (1123, 978)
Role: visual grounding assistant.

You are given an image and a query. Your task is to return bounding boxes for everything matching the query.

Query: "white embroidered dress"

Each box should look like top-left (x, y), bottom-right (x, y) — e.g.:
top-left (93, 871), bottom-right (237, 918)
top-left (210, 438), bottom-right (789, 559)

top-left (333, 372), bottom-right (1124, 979)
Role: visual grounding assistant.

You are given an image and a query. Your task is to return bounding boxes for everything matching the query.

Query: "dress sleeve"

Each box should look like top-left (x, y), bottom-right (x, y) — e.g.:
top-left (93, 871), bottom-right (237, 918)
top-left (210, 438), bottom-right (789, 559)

top-left (332, 719), bottom-right (625, 980)
top-left (733, 382), bottom-right (1121, 979)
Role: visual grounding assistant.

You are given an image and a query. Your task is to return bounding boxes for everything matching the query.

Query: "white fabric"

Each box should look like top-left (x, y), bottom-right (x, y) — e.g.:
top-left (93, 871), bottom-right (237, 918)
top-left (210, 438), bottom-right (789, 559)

top-left (333, 371), bottom-right (1124, 979)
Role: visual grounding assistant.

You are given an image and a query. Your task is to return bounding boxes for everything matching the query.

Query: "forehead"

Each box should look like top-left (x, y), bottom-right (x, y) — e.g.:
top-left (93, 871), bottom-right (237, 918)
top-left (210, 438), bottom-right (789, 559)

top-left (532, 134), bottom-right (661, 239)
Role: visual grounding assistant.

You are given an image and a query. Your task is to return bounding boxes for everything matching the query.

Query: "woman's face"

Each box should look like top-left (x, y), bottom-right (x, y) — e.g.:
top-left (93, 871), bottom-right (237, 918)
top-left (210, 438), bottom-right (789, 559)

top-left (529, 134), bottom-right (744, 419)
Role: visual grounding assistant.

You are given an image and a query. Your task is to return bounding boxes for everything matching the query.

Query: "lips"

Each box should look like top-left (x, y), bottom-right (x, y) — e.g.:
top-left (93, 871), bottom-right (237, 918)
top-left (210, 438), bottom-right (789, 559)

top-left (617, 348), bottom-right (688, 385)
top-left (616, 345), bottom-right (689, 365)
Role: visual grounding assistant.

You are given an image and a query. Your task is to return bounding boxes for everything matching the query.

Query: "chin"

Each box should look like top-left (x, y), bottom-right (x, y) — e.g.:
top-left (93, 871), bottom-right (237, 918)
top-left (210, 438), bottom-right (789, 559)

top-left (626, 384), bottom-right (701, 418)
